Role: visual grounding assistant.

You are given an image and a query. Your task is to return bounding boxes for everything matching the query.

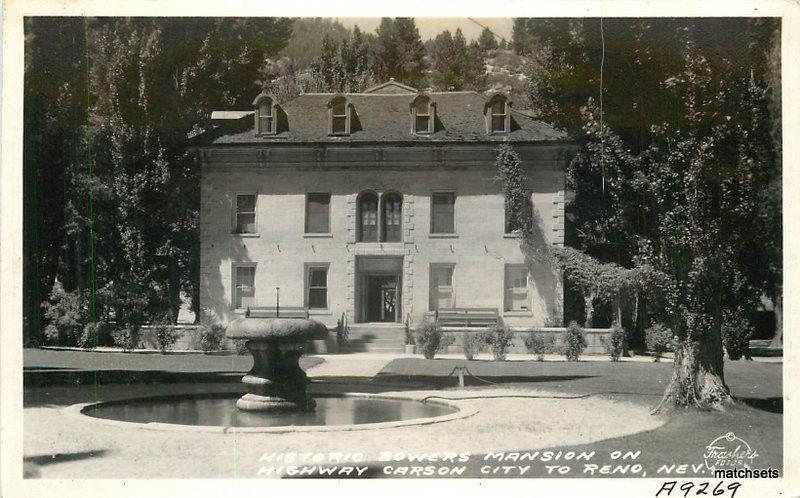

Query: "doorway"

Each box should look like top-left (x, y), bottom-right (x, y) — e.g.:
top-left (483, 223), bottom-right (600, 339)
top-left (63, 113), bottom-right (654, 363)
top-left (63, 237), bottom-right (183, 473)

top-left (355, 256), bottom-right (403, 323)
top-left (365, 275), bottom-right (400, 322)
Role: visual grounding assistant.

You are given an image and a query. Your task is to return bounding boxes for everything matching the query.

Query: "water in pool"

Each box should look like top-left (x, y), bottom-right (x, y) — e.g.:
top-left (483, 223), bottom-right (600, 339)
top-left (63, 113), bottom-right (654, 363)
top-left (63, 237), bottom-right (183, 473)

top-left (82, 395), bottom-right (457, 427)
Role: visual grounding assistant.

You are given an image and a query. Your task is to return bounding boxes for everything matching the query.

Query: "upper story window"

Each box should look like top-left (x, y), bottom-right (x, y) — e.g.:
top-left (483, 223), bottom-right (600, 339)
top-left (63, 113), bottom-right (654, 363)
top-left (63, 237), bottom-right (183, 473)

top-left (411, 94), bottom-right (435, 135)
top-left (235, 193), bottom-right (257, 234)
top-left (357, 191), bottom-right (379, 242)
top-left (430, 192), bottom-right (456, 234)
top-left (486, 94), bottom-right (511, 134)
top-left (253, 93), bottom-right (278, 135)
top-left (381, 192), bottom-right (403, 242)
top-left (505, 193), bottom-right (533, 234)
top-left (328, 96), bottom-right (351, 136)
top-left (357, 191), bottom-right (403, 243)
top-left (305, 193), bottom-right (331, 234)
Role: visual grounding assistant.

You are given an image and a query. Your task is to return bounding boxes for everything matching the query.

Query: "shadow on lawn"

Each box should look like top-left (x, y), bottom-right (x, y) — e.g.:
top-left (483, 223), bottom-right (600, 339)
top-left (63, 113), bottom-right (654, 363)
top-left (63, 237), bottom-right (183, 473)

top-left (737, 396), bottom-right (783, 414)
top-left (24, 449), bottom-right (110, 466)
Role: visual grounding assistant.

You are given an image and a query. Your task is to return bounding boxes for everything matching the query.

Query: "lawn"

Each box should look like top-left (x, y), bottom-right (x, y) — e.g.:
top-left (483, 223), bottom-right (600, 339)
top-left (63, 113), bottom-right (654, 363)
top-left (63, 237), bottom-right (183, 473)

top-left (22, 349), bottom-right (782, 479)
top-left (343, 357), bottom-right (783, 478)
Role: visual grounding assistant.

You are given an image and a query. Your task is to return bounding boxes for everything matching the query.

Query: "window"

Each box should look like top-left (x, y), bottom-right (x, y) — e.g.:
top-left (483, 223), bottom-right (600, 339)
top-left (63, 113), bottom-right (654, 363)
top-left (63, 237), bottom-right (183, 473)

top-left (307, 266), bottom-right (329, 310)
top-left (411, 96), bottom-right (434, 134)
top-left (329, 97), bottom-right (350, 135)
top-left (429, 264), bottom-right (455, 311)
top-left (381, 192), bottom-right (403, 242)
top-left (488, 95), bottom-right (510, 133)
top-left (235, 194), bottom-right (257, 234)
top-left (504, 265), bottom-right (530, 312)
top-left (257, 98), bottom-right (274, 134)
top-left (305, 193), bottom-right (331, 233)
top-left (233, 264), bottom-right (256, 309)
top-left (357, 191), bottom-right (378, 242)
top-left (505, 194), bottom-right (533, 234)
top-left (430, 192), bottom-right (455, 234)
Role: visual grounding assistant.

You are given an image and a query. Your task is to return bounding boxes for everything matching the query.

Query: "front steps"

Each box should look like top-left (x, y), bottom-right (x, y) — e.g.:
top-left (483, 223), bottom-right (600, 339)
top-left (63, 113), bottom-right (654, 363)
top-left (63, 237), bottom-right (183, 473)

top-left (343, 323), bottom-right (407, 353)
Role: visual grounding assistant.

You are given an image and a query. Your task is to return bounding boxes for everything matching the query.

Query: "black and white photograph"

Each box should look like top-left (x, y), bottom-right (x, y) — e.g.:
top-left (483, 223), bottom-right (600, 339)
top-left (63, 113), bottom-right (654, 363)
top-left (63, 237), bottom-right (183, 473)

top-left (1, 1), bottom-right (796, 496)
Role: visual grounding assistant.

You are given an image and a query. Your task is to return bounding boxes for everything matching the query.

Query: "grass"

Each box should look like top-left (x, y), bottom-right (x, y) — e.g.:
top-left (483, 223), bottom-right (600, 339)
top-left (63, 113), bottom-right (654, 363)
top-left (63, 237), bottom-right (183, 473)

top-left (24, 348), bottom-right (781, 479)
top-left (354, 357), bottom-right (783, 478)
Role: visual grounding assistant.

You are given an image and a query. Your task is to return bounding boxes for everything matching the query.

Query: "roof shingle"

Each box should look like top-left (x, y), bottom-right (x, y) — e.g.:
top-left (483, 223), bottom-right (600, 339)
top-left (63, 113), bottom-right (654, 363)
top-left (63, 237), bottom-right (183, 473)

top-left (209, 90), bottom-right (566, 145)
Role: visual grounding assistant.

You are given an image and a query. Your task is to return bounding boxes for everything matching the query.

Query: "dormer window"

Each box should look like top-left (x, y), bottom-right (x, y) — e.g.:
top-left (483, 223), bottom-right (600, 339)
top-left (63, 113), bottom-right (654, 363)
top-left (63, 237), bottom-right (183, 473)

top-left (411, 95), bottom-right (435, 135)
top-left (253, 93), bottom-right (278, 135)
top-left (328, 96), bottom-right (351, 136)
top-left (486, 94), bottom-right (511, 134)
top-left (259, 100), bottom-right (273, 133)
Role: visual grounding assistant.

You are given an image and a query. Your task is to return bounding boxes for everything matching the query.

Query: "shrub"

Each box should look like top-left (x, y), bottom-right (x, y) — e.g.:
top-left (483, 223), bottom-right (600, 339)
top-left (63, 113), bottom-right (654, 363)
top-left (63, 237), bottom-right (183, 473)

top-left (234, 339), bottom-right (249, 355)
top-left (81, 321), bottom-right (112, 349)
top-left (543, 314), bottom-right (563, 327)
top-left (198, 310), bottom-right (225, 353)
top-left (336, 314), bottom-right (350, 351)
top-left (414, 318), bottom-right (454, 360)
top-left (485, 323), bottom-right (516, 361)
top-left (722, 312), bottom-right (753, 361)
top-left (154, 312), bottom-right (180, 354)
top-left (41, 281), bottom-right (87, 347)
top-left (563, 321), bottom-right (587, 361)
top-left (602, 323), bottom-right (626, 362)
top-left (523, 332), bottom-right (554, 361)
top-left (404, 318), bottom-right (415, 346)
top-left (645, 323), bottom-right (674, 362)
top-left (111, 325), bottom-right (140, 352)
top-left (460, 331), bottom-right (487, 360)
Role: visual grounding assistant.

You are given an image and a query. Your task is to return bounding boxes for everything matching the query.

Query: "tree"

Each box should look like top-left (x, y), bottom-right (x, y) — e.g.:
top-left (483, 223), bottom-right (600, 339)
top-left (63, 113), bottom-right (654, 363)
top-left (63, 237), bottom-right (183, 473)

top-left (279, 18), bottom-right (351, 70)
top-left (373, 17), bottom-right (427, 88)
top-left (429, 29), bottom-right (486, 91)
top-left (310, 26), bottom-right (375, 93)
top-left (24, 17), bottom-right (89, 346)
top-left (512, 18), bottom-right (545, 55)
top-left (478, 27), bottom-right (499, 52)
top-left (517, 18), bottom-right (781, 411)
top-left (25, 18), bottom-right (294, 344)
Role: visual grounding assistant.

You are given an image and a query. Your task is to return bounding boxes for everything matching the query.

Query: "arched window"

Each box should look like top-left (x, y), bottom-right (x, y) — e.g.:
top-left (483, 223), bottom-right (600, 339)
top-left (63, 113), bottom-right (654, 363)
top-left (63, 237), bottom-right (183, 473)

top-left (486, 94), bottom-right (511, 134)
top-left (328, 96), bottom-right (351, 135)
top-left (381, 192), bottom-right (403, 242)
top-left (357, 191), bottom-right (379, 242)
top-left (410, 94), bottom-right (435, 135)
top-left (253, 93), bottom-right (277, 135)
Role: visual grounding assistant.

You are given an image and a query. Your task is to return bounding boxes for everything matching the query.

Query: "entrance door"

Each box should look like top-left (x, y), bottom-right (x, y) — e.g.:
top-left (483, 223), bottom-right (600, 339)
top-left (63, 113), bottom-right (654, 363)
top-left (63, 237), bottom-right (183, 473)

top-left (366, 275), bottom-right (400, 322)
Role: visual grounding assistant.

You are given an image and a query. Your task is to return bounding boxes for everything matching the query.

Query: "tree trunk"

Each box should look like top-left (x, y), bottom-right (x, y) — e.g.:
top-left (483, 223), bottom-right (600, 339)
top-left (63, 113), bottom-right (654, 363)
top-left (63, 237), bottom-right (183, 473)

top-left (652, 336), bottom-right (733, 414)
top-left (584, 293), bottom-right (594, 328)
top-left (167, 259), bottom-right (181, 321)
top-left (614, 294), bottom-right (623, 327)
top-left (770, 294), bottom-right (782, 348)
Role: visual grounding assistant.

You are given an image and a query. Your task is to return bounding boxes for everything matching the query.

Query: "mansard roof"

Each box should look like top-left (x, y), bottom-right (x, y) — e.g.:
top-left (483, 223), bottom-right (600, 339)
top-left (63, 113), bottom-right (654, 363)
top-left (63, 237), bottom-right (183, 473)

top-left (207, 85), bottom-right (566, 145)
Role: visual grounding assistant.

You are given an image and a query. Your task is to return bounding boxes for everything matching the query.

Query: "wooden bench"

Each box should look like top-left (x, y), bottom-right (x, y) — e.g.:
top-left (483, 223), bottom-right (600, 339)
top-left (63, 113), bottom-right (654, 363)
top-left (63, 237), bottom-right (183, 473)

top-left (429, 308), bottom-right (500, 328)
top-left (245, 306), bottom-right (309, 319)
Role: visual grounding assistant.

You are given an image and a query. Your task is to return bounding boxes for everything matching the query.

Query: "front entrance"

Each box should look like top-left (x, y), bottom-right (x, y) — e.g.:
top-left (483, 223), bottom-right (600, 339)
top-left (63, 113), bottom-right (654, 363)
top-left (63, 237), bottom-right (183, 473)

top-left (355, 256), bottom-right (403, 323)
top-left (365, 275), bottom-right (400, 322)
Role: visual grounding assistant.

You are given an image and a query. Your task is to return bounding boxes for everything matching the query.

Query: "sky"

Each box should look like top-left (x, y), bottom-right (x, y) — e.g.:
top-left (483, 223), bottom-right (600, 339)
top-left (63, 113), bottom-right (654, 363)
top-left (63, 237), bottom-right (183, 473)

top-left (336, 18), bottom-right (514, 43)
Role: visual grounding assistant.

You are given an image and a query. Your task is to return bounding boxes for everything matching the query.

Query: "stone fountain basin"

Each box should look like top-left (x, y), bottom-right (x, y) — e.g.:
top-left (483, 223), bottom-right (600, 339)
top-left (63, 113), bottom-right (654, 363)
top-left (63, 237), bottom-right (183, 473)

top-left (226, 317), bottom-right (328, 341)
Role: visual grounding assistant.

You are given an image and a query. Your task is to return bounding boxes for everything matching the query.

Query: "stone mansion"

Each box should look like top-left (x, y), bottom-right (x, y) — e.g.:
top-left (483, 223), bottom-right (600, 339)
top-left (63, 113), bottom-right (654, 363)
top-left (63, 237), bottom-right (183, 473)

top-left (195, 79), bottom-right (574, 338)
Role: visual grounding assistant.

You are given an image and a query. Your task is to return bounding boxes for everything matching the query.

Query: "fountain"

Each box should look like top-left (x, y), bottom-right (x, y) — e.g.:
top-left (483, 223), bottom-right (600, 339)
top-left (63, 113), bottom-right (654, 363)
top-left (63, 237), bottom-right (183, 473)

top-left (69, 310), bottom-right (474, 431)
top-left (226, 316), bottom-right (328, 412)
